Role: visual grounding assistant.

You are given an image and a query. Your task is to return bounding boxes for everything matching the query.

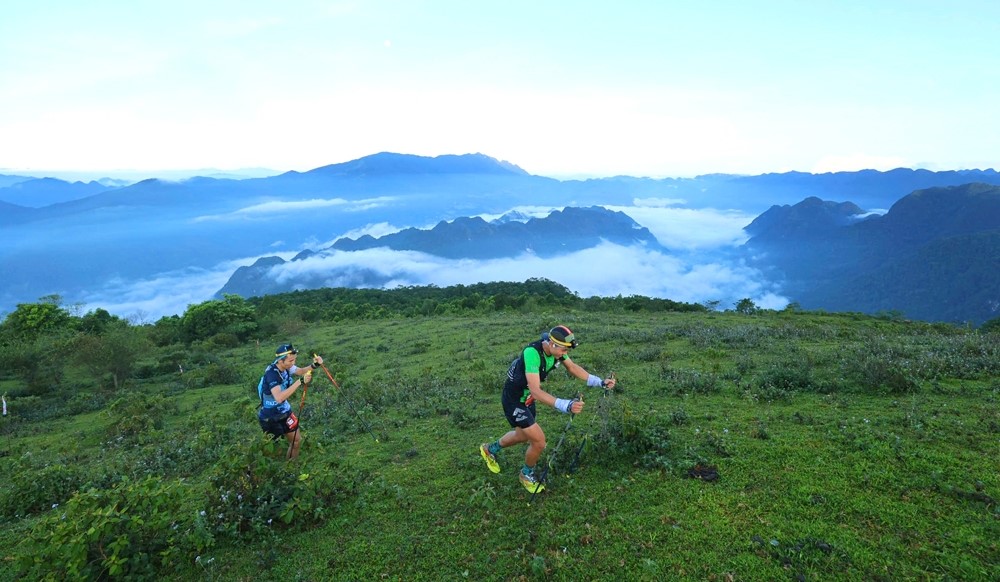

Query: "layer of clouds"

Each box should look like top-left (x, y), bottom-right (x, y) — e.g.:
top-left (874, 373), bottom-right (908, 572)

top-left (615, 203), bottom-right (753, 250)
top-left (79, 256), bottom-right (291, 322)
top-left (83, 241), bottom-right (785, 321)
top-left (194, 196), bottom-right (395, 222)
top-left (266, 243), bottom-right (787, 310)
top-left (78, 202), bottom-right (781, 321)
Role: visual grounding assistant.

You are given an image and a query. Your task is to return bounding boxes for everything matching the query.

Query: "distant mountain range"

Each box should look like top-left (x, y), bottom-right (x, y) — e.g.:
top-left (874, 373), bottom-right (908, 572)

top-left (6, 153), bottom-right (1000, 221)
top-left (218, 184), bottom-right (1000, 324)
top-left (217, 206), bottom-right (662, 296)
top-left (743, 183), bottom-right (1000, 323)
top-left (330, 206), bottom-right (661, 258)
top-left (3, 152), bottom-right (1000, 324)
top-left (0, 177), bottom-right (115, 208)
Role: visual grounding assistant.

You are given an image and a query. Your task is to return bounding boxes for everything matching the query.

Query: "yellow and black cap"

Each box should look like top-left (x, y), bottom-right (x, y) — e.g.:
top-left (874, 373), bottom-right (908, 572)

top-left (548, 325), bottom-right (577, 349)
top-left (275, 343), bottom-right (298, 358)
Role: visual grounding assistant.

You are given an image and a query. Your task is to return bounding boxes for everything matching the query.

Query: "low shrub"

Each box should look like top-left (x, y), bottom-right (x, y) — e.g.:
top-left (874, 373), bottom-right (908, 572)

top-left (754, 359), bottom-right (814, 394)
top-left (106, 391), bottom-right (178, 438)
top-left (0, 456), bottom-right (88, 518)
top-left (205, 438), bottom-right (357, 537)
top-left (16, 475), bottom-right (213, 580)
top-left (658, 366), bottom-right (721, 395)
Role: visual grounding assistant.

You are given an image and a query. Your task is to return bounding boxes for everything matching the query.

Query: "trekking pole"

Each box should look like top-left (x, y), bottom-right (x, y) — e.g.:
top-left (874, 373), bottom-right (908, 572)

top-left (567, 371), bottom-right (615, 475)
top-left (297, 372), bottom-right (311, 415)
top-left (316, 357), bottom-right (380, 443)
top-left (529, 393), bottom-right (582, 504)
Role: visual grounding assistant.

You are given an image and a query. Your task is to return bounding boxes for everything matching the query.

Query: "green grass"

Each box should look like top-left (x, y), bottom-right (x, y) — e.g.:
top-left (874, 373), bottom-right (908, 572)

top-left (1, 311), bottom-right (998, 580)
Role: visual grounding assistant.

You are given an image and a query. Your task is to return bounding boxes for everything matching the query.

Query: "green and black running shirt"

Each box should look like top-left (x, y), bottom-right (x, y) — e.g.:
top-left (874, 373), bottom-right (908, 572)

top-left (502, 340), bottom-right (566, 408)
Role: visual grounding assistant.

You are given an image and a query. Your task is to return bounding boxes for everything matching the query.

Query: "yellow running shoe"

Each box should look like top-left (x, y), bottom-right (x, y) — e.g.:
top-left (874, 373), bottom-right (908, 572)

top-left (480, 443), bottom-right (500, 474)
top-left (519, 471), bottom-right (545, 493)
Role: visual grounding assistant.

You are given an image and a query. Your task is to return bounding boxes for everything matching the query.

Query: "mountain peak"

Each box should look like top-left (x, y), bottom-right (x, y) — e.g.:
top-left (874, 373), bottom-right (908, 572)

top-left (872, 182), bottom-right (1000, 241)
top-left (327, 205), bottom-right (660, 259)
top-left (744, 197), bottom-right (865, 239)
top-left (304, 152), bottom-right (529, 177)
top-left (492, 210), bottom-right (532, 224)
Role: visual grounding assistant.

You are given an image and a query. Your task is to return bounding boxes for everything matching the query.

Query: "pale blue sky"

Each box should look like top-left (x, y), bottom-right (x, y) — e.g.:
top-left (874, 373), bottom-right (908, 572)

top-left (2, 0), bottom-right (998, 178)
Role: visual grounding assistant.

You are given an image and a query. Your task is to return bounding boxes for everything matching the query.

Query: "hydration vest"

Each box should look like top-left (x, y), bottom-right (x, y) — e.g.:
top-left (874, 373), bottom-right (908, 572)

top-left (505, 339), bottom-right (564, 390)
top-left (257, 362), bottom-right (293, 415)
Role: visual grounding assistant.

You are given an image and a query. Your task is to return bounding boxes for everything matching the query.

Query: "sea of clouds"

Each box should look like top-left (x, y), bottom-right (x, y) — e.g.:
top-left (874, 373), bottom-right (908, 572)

top-left (82, 199), bottom-right (788, 322)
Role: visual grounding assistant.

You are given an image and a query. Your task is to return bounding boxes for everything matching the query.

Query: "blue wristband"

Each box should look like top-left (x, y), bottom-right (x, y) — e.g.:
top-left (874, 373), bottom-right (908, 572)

top-left (587, 374), bottom-right (603, 387)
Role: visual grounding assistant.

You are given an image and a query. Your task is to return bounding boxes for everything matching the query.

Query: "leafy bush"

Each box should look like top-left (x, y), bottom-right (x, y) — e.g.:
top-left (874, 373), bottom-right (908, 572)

top-left (188, 358), bottom-right (245, 386)
top-left (753, 359), bottom-right (814, 395)
top-left (123, 426), bottom-right (232, 479)
top-left (843, 349), bottom-right (920, 394)
top-left (106, 391), bottom-right (178, 438)
top-left (658, 366), bottom-right (721, 395)
top-left (205, 332), bottom-right (242, 349)
top-left (0, 394), bottom-right (42, 419)
top-left (16, 476), bottom-right (213, 580)
top-left (635, 423), bottom-right (675, 471)
top-left (0, 456), bottom-right (88, 518)
top-left (206, 439), bottom-right (356, 536)
top-left (181, 294), bottom-right (258, 343)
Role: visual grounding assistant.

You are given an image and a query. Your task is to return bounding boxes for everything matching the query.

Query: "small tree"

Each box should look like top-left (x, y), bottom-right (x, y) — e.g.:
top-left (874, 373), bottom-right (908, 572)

top-left (1, 332), bottom-right (70, 395)
top-left (77, 308), bottom-right (126, 335)
top-left (0, 297), bottom-right (75, 395)
top-left (72, 327), bottom-right (146, 391)
top-left (734, 298), bottom-right (759, 315)
top-left (149, 314), bottom-right (184, 347)
top-left (181, 294), bottom-right (258, 343)
top-left (0, 299), bottom-right (73, 341)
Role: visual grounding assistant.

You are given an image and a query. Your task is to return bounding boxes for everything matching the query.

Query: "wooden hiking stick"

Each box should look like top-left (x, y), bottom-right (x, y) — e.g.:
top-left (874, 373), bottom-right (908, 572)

top-left (297, 370), bottom-right (312, 415)
top-left (315, 356), bottom-right (380, 443)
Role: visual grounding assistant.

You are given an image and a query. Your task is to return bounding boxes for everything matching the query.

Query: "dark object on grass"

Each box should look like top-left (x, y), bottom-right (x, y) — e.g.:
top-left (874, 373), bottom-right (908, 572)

top-left (686, 463), bottom-right (719, 482)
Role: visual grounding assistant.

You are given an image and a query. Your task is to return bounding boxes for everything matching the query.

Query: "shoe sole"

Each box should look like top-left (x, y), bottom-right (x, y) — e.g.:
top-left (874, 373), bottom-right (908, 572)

top-left (480, 445), bottom-right (500, 474)
top-left (519, 477), bottom-right (545, 493)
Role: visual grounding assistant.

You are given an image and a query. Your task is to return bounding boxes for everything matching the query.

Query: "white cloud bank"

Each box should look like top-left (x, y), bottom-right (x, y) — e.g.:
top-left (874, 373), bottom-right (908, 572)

top-left (85, 241), bottom-right (786, 321)
top-left (615, 204), bottom-right (754, 250)
top-left (81, 265), bottom-right (248, 323)
top-left (273, 243), bottom-right (787, 312)
top-left (78, 202), bottom-right (782, 321)
top-left (194, 196), bottom-right (396, 222)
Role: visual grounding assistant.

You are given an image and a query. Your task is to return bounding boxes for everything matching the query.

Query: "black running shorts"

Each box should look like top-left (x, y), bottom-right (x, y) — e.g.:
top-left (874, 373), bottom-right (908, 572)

top-left (502, 396), bottom-right (536, 429)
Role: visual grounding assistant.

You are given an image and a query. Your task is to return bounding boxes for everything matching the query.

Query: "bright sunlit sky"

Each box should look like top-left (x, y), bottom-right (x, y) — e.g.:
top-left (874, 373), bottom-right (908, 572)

top-left (2, 0), bottom-right (998, 180)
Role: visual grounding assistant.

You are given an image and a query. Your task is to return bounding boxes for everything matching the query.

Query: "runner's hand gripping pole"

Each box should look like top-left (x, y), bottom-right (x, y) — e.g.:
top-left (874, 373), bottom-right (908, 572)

top-left (315, 355), bottom-right (380, 443)
top-left (602, 371), bottom-right (617, 395)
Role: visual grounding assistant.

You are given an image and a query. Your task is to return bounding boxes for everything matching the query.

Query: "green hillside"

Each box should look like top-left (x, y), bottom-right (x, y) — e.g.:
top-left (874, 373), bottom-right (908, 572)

top-left (1, 284), bottom-right (997, 580)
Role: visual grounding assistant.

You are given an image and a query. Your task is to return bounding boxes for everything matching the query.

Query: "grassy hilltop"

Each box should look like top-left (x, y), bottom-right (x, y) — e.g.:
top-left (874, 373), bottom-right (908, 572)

top-left (0, 288), bottom-right (998, 580)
